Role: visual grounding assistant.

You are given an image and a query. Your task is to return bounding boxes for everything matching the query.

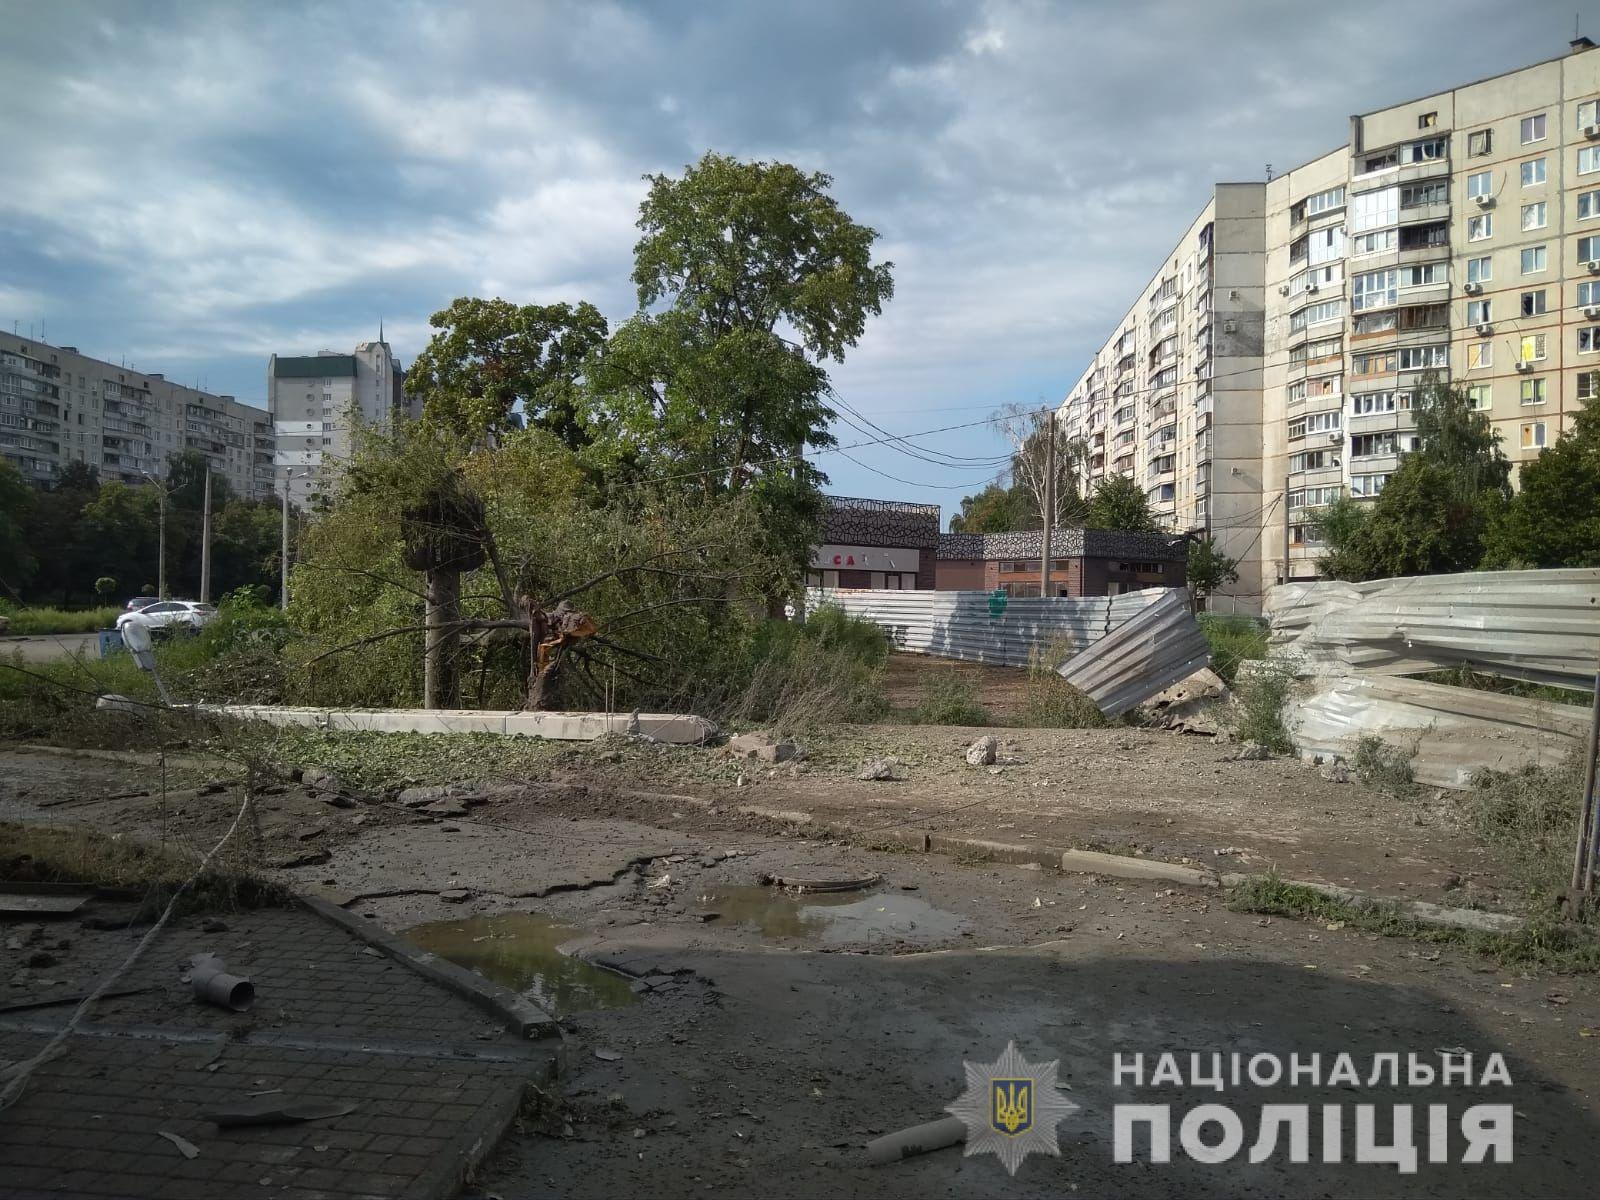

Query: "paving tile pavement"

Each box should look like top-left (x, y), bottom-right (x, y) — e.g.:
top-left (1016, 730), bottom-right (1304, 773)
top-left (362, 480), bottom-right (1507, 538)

top-left (0, 905), bottom-right (551, 1199)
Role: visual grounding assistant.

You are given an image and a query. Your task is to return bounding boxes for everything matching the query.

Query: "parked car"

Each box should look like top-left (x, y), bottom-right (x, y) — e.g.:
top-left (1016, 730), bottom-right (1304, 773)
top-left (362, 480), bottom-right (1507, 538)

top-left (115, 600), bottom-right (217, 636)
top-left (125, 596), bottom-right (161, 612)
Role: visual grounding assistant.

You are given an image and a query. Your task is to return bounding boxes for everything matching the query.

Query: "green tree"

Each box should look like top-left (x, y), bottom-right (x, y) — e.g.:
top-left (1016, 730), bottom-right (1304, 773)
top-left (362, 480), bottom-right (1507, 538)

top-left (949, 482), bottom-right (1030, 533)
top-left (0, 458), bottom-right (36, 598)
top-left (1186, 535), bottom-right (1239, 603)
top-left (79, 482), bottom-right (160, 605)
top-left (1309, 495), bottom-right (1374, 580)
top-left (1085, 474), bottom-right (1159, 532)
top-left (1482, 401), bottom-right (1600, 567)
top-left (588, 152), bottom-right (894, 590)
top-left (408, 296), bottom-right (609, 445)
top-left (17, 461), bottom-right (98, 605)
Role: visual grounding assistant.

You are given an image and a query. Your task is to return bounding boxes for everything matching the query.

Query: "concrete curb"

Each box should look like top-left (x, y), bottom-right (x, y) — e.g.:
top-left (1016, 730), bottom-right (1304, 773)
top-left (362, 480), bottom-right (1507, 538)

top-left (299, 894), bottom-right (561, 1039)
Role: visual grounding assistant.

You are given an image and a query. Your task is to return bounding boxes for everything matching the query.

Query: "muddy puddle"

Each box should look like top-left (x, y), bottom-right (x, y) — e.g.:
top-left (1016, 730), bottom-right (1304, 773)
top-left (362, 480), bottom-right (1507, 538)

top-left (405, 912), bottom-right (637, 1015)
top-left (695, 885), bottom-right (965, 945)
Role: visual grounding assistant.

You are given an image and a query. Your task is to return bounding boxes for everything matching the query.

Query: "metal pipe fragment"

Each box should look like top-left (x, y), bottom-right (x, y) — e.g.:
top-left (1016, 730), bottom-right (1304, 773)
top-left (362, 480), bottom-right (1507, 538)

top-left (865, 1115), bottom-right (967, 1165)
top-left (191, 958), bottom-right (255, 1012)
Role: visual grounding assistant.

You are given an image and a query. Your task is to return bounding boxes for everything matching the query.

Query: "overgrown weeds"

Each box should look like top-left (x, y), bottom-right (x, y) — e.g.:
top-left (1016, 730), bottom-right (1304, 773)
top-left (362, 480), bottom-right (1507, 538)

top-left (912, 674), bottom-right (989, 726)
top-left (1460, 754), bottom-right (1586, 899)
top-left (727, 607), bottom-right (889, 732)
top-left (1197, 613), bottom-right (1268, 684)
top-left (1351, 733), bottom-right (1416, 795)
top-left (0, 605), bottom-right (123, 636)
top-left (1229, 661), bottom-right (1295, 753)
top-left (1229, 870), bottom-right (1600, 972)
top-left (1017, 638), bottom-right (1105, 728)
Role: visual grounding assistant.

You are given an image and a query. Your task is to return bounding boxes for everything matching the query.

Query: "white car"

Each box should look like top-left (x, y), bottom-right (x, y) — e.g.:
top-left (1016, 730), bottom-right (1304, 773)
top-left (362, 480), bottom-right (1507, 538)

top-left (115, 600), bottom-right (217, 636)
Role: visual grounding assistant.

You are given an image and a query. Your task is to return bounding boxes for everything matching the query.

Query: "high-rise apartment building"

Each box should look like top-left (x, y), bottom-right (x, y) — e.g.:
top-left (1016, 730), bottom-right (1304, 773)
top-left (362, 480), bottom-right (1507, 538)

top-left (0, 336), bottom-right (274, 499)
top-left (1061, 38), bottom-right (1600, 610)
top-left (267, 340), bottom-right (406, 506)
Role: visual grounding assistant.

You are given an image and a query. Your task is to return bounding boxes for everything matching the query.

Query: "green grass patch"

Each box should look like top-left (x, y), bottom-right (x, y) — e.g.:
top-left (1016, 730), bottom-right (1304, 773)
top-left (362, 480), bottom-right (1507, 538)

top-left (2, 606), bottom-right (123, 635)
top-left (1229, 661), bottom-right (1295, 753)
top-left (911, 674), bottom-right (989, 726)
top-left (1351, 733), bottom-right (1417, 796)
top-left (1229, 871), bottom-right (1600, 972)
top-left (1197, 613), bottom-right (1268, 684)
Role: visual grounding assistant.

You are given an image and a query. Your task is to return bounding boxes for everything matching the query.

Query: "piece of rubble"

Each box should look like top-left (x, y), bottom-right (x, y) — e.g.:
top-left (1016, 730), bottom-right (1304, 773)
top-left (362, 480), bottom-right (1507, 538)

top-left (856, 756), bottom-right (901, 782)
top-left (439, 888), bottom-right (471, 903)
top-left (300, 768), bottom-right (345, 794)
top-left (964, 735), bottom-right (997, 767)
top-left (1231, 742), bottom-right (1273, 761)
top-left (420, 799), bottom-right (469, 817)
top-left (727, 731), bottom-right (799, 764)
top-left (1320, 762), bottom-right (1350, 784)
top-left (269, 847), bottom-right (332, 869)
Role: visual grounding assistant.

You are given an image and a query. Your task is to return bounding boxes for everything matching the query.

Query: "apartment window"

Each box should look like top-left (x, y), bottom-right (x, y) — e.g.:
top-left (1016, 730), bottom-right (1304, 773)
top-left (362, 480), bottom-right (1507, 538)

top-left (1581, 146), bottom-right (1600, 175)
top-left (1306, 185), bottom-right (1345, 216)
top-left (1287, 411), bottom-right (1341, 438)
top-left (1466, 298), bottom-right (1492, 324)
top-left (1580, 234), bottom-right (1600, 264)
top-left (1400, 263), bottom-right (1445, 287)
top-left (1465, 384), bottom-right (1492, 410)
top-left (1400, 181), bottom-right (1446, 208)
top-left (1580, 370), bottom-right (1600, 400)
top-left (1466, 256), bottom-right (1492, 284)
top-left (1350, 229), bottom-right (1397, 256)
top-left (1468, 128), bottom-right (1493, 156)
top-left (1353, 311), bottom-right (1397, 334)
top-left (1521, 202), bottom-right (1548, 231)
top-left (1520, 244), bottom-right (1548, 273)
top-left (1580, 327), bottom-right (1600, 352)
top-left (1405, 137), bottom-right (1447, 163)
top-left (1520, 333), bottom-right (1547, 361)
top-left (1581, 100), bottom-right (1600, 129)
top-left (1418, 111), bottom-right (1437, 129)
top-left (1520, 378), bottom-right (1548, 406)
top-left (1351, 350), bottom-right (1397, 375)
top-left (1580, 280), bottom-right (1600, 306)
top-left (1467, 214), bottom-right (1493, 240)
top-left (1288, 450), bottom-right (1328, 472)
top-left (1362, 149), bottom-right (1399, 174)
top-left (1398, 344), bottom-right (1447, 370)
top-left (1521, 158), bottom-right (1547, 187)
top-left (1521, 290), bottom-right (1547, 317)
top-left (1307, 226), bottom-right (1344, 265)
top-left (1289, 299), bottom-right (1343, 332)
top-left (1466, 170), bottom-right (1493, 198)
top-left (1521, 113), bottom-right (1547, 143)
top-left (1350, 472), bottom-right (1392, 497)
top-left (1581, 189), bottom-right (1600, 220)
top-left (1351, 391), bottom-right (1409, 415)
top-left (1467, 341), bottom-right (1493, 369)
top-left (1351, 432), bottom-right (1400, 457)
top-left (1352, 268), bottom-right (1398, 311)
top-left (1521, 421), bottom-right (1547, 449)
top-left (1349, 187), bottom-right (1398, 232)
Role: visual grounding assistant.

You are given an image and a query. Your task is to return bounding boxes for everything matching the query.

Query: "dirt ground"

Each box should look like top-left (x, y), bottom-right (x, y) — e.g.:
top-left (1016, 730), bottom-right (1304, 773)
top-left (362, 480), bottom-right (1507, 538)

top-left (3, 744), bottom-right (1599, 1197)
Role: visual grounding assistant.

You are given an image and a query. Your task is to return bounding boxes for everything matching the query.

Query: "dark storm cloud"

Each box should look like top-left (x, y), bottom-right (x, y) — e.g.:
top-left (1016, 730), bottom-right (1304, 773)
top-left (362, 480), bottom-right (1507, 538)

top-left (0, 0), bottom-right (1587, 501)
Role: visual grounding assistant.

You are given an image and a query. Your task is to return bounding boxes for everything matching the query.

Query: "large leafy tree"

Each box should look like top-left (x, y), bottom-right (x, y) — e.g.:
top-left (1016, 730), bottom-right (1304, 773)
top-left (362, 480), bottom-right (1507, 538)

top-left (0, 458), bottom-right (36, 599)
top-left (409, 297), bottom-right (609, 445)
top-left (994, 404), bottom-right (1088, 530)
top-left (1186, 535), bottom-right (1239, 603)
top-left (588, 153), bottom-right (893, 586)
top-left (1086, 474), bottom-right (1159, 532)
top-left (949, 482), bottom-right (1030, 533)
top-left (17, 462), bottom-right (98, 605)
top-left (1482, 400), bottom-right (1600, 568)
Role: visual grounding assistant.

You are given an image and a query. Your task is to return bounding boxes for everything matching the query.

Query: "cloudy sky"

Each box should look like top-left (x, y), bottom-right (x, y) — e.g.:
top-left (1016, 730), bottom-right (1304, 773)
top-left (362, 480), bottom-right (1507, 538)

top-left (0, 0), bottom-right (1587, 511)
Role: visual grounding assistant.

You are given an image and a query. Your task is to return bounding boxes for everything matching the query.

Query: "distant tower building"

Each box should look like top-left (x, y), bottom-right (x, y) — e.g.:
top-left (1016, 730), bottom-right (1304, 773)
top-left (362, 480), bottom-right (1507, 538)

top-left (267, 339), bottom-right (408, 506)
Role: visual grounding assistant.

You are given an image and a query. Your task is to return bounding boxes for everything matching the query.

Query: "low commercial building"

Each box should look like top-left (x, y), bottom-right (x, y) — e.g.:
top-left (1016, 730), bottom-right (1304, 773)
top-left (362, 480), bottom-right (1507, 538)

top-left (934, 528), bottom-right (1188, 597)
top-left (805, 495), bottom-right (940, 589)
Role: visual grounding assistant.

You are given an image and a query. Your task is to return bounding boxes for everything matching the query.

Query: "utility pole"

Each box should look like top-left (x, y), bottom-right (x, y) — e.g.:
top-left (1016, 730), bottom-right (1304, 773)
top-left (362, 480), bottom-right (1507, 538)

top-left (1040, 411), bottom-right (1057, 598)
top-left (199, 464), bottom-right (212, 604)
top-left (157, 484), bottom-right (167, 599)
top-left (280, 473), bottom-right (291, 611)
top-left (1282, 474), bottom-right (1292, 586)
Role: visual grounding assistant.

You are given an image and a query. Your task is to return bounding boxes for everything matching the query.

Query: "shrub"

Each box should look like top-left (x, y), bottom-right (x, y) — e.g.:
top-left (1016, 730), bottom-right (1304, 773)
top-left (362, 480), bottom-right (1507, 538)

top-left (1462, 754), bottom-right (1585, 898)
top-left (1197, 613), bottom-right (1268, 684)
top-left (2, 606), bottom-right (123, 635)
top-left (1019, 638), bottom-right (1104, 728)
top-left (1351, 733), bottom-right (1416, 795)
top-left (725, 610), bottom-right (889, 730)
top-left (912, 674), bottom-right (989, 726)
top-left (1230, 661), bottom-right (1294, 753)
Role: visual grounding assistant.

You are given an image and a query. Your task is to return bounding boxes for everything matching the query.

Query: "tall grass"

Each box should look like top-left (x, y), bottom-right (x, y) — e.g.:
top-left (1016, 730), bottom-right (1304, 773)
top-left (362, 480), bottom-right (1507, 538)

top-left (1197, 613), bottom-right (1268, 684)
top-left (1, 606), bottom-right (123, 635)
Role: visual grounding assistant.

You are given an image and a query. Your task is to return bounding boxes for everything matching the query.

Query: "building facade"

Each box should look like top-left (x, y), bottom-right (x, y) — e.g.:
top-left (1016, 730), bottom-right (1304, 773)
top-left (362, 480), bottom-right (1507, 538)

top-left (935, 528), bottom-right (1188, 597)
top-left (1062, 39), bottom-right (1600, 609)
top-left (268, 340), bottom-right (406, 506)
top-left (0, 336), bottom-right (273, 498)
top-left (807, 495), bottom-right (941, 589)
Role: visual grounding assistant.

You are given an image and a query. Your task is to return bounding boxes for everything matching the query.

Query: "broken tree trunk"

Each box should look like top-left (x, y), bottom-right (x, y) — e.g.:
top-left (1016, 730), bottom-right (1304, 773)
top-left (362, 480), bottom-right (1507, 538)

top-left (423, 567), bottom-right (462, 710)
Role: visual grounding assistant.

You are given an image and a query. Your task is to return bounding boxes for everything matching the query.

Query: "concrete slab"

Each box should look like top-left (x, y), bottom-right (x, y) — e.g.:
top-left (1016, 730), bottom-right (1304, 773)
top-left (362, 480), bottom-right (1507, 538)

top-left (205, 704), bottom-right (717, 744)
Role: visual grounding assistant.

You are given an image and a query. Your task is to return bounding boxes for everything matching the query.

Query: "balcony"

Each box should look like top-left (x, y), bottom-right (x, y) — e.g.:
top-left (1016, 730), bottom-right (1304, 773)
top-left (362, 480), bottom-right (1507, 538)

top-left (1398, 201), bottom-right (1450, 227)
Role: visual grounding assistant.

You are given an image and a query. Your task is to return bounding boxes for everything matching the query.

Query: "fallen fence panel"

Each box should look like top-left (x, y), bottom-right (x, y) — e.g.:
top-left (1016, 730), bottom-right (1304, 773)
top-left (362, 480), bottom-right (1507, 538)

top-left (805, 587), bottom-right (1169, 669)
top-left (1054, 588), bottom-right (1211, 718)
top-left (1289, 673), bottom-right (1588, 790)
top-left (1265, 568), bottom-right (1600, 690)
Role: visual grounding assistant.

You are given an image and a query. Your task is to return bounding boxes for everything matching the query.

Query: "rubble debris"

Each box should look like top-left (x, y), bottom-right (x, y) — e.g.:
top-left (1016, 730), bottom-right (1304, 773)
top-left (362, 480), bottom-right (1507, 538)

top-left (157, 1131), bottom-right (200, 1159)
top-left (1056, 588), bottom-right (1212, 718)
top-left (963, 736), bottom-right (997, 767)
top-left (190, 954), bottom-right (255, 1013)
top-left (1231, 742), bottom-right (1273, 761)
top-left (440, 889), bottom-right (471, 903)
top-left (727, 732), bottom-right (799, 763)
top-left (269, 847), bottom-right (332, 869)
top-left (593, 1047), bottom-right (623, 1062)
top-left (1319, 762), bottom-right (1351, 784)
top-left (300, 768), bottom-right (345, 794)
top-left (207, 1098), bottom-right (358, 1128)
top-left (856, 756), bottom-right (901, 782)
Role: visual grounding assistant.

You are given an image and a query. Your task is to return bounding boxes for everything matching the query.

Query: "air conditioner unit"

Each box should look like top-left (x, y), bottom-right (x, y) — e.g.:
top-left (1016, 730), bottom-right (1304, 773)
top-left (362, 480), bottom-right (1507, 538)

top-left (1327, 432), bottom-right (1344, 445)
top-left (1586, 123), bottom-right (1600, 139)
top-left (1588, 260), bottom-right (1600, 274)
top-left (1306, 282), bottom-right (1320, 294)
top-left (1586, 305), bottom-right (1600, 319)
top-left (1278, 285), bottom-right (1291, 296)
top-left (1473, 194), bottom-right (1494, 208)
top-left (1475, 322), bottom-right (1493, 335)
top-left (1462, 281), bottom-right (1482, 295)
top-left (1515, 359), bottom-right (1533, 373)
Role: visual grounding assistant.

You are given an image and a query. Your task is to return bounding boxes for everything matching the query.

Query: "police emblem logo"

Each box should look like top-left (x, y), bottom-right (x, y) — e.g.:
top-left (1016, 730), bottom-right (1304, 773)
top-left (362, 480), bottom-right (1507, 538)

top-left (992, 1078), bottom-right (1033, 1136)
top-left (948, 1041), bottom-right (1078, 1175)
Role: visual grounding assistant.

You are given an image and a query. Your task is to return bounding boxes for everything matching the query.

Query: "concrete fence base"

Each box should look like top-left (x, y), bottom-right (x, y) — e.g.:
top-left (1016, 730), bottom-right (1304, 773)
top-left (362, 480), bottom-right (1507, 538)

top-left (200, 704), bottom-right (717, 745)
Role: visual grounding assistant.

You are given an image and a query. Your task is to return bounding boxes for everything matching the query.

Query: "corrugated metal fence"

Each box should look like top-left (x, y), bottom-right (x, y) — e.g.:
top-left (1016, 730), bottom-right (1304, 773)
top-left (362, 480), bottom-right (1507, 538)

top-left (805, 587), bottom-right (1171, 669)
top-left (1265, 568), bottom-right (1600, 690)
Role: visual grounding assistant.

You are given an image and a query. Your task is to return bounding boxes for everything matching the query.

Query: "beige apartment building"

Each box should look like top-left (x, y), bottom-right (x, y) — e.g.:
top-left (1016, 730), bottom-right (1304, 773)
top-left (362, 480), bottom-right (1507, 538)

top-left (1063, 38), bottom-right (1600, 610)
top-left (267, 340), bottom-right (406, 506)
top-left (0, 336), bottom-right (274, 499)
